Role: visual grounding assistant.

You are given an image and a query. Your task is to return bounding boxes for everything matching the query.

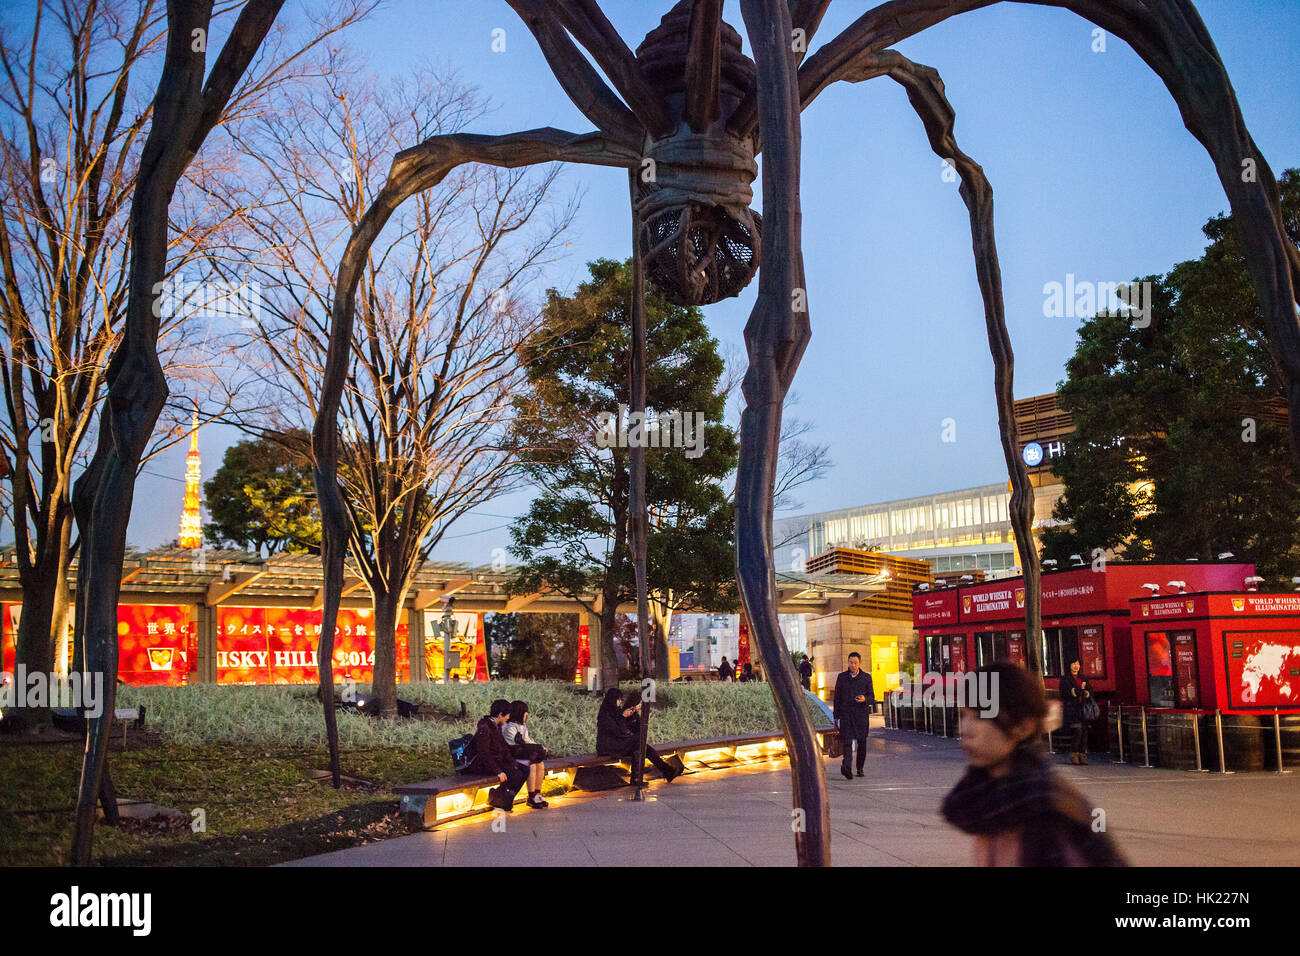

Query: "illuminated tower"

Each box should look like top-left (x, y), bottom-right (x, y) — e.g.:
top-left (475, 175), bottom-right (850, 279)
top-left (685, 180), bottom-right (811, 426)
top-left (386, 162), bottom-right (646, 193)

top-left (178, 414), bottom-right (203, 549)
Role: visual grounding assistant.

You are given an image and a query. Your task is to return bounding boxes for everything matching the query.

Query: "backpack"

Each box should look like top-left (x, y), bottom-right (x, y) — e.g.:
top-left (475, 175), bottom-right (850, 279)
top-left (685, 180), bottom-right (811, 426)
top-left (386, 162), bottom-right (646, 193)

top-left (449, 733), bottom-right (476, 774)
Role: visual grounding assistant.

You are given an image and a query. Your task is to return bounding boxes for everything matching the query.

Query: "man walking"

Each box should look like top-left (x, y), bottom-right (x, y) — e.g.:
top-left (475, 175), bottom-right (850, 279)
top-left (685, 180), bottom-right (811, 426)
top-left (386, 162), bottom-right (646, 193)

top-left (833, 652), bottom-right (874, 779)
top-left (799, 655), bottom-right (814, 691)
top-left (468, 698), bottom-right (529, 811)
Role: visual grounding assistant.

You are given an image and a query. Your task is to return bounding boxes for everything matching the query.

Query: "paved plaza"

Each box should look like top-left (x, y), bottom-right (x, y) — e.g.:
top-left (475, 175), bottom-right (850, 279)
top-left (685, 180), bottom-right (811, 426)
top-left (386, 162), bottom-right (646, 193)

top-left (288, 721), bottom-right (1300, 867)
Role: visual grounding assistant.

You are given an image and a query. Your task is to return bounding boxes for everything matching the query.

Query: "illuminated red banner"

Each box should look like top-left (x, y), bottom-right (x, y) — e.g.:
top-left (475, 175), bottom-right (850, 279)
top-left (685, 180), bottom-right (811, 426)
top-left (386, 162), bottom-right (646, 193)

top-left (2, 604), bottom-right (15, 674)
top-left (737, 622), bottom-right (750, 666)
top-left (1210, 593), bottom-right (1300, 617)
top-left (3, 602), bottom-right (193, 686)
top-left (575, 623), bottom-right (590, 684)
top-left (119, 604), bottom-right (194, 686)
top-left (217, 606), bottom-right (408, 685)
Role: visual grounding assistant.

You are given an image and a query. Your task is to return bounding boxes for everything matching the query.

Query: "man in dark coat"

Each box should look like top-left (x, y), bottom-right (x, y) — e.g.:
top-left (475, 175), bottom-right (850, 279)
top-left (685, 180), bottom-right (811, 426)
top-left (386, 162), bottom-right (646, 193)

top-left (833, 652), bottom-right (875, 779)
top-left (799, 656), bottom-right (814, 690)
top-left (467, 698), bottom-right (528, 811)
top-left (717, 657), bottom-right (734, 682)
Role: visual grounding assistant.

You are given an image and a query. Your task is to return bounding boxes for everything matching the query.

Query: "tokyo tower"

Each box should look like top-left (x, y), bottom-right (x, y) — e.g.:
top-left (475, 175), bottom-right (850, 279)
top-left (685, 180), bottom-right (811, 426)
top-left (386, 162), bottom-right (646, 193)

top-left (179, 413), bottom-right (203, 549)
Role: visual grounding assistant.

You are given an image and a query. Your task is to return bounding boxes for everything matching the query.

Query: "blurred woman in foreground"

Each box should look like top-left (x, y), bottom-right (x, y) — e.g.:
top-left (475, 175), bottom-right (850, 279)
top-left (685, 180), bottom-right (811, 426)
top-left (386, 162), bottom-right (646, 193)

top-left (940, 662), bottom-right (1126, 866)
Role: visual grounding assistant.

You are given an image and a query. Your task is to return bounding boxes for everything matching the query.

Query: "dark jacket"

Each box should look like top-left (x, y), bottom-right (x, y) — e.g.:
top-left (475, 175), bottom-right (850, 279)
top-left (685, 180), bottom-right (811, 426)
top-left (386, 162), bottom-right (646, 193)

top-left (597, 701), bottom-right (636, 755)
top-left (941, 744), bottom-right (1126, 866)
top-left (799, 660), bottom-right (813, 689)
top-left (468, 716), bottom-right (512, 776)
top-left (717, 661), bottom-right (734, 681)
top-left (1059, 673), bottom-right (1093, 725)
top-left (833, 668), bottom-right (875, 721)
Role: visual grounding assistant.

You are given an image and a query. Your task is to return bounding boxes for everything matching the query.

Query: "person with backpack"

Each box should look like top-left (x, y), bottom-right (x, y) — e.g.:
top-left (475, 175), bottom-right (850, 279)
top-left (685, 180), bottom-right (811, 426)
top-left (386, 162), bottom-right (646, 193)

top-left (466, 698), bottom-right (529, 812)
top-left (503, 699), bottom-right (549, 809)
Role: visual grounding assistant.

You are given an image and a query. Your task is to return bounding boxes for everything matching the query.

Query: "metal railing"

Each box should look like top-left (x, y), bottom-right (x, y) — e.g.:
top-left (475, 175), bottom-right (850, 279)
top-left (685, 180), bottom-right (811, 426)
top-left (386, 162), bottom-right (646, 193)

top-left (889, 693), bottom-right (1297, 774)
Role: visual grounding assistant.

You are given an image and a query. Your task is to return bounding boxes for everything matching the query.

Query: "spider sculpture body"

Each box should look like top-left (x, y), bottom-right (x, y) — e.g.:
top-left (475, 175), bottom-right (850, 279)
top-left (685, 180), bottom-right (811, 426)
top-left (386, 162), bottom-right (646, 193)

top-left (311, 0), bottom-right (1300, 866)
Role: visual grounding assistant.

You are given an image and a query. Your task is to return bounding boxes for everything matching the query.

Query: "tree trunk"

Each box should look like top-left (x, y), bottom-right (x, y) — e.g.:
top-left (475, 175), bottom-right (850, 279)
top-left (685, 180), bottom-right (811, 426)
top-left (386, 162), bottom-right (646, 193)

top-left (737, 0), bottom-right (828, 867)
top-left (10, 573), bottom-right (57, 733)
top-left (599, 597), bottom-right (619, 690)
top-left (370, 587), bottom-right (404, 717)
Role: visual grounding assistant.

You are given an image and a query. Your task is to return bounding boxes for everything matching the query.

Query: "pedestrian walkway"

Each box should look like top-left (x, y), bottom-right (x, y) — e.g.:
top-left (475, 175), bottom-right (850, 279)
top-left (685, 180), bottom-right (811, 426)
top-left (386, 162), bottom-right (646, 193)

top-left (286, 724), bottom-right (1300, 866)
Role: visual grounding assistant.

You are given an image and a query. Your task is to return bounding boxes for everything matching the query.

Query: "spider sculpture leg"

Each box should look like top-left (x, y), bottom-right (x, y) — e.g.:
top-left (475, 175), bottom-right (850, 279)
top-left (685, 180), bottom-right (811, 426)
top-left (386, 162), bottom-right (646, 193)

top-left (825, 49), bottom-right (1044, 669)
top-left (737, 0), bottom-right (829, 868)
top-left (802, 0), bottom-right (1300, 457)
top-left (312, 128), bottom-right (636, 785)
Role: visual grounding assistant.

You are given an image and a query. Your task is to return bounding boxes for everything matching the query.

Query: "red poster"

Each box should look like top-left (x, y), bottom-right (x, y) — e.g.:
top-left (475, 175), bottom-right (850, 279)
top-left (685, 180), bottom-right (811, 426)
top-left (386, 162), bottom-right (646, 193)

top-left (948, 635), bottom-right (967, 673)
top-left (218, 606), bottom-right (409, 685)
top-left (1225, 630), bottom-right (1300, 708)
top-left (1078, 626), bottom-right (1106, 678)
top-left (2, 603), bottom-right (15, 674)
top-left (738, 622), bottom-right (751, 666)
top-left (423, 611), bottom-right (486, 682)
top-left (575, 623), bottom-right (590, 684)
top-left (1172, 632), bottom-right (1199, 706)
top-left (1007, 632), bottom-right (1025, 667)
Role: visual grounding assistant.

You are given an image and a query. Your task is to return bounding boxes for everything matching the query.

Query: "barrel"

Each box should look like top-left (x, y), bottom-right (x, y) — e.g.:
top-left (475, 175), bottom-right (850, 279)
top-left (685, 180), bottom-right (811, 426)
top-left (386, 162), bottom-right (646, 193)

top-left (1123, 710), bottom-right (1159, 766)
top-left (1218, 713), bottom-right (1266, 772)
top-left (1154, 712), bottom-right (1203, 771)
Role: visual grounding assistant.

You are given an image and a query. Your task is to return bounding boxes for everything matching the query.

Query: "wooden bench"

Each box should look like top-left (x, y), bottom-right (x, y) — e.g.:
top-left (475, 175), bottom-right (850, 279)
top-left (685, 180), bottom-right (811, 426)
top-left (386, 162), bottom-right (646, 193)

top-left (396, 726), bottom-right (839, 831)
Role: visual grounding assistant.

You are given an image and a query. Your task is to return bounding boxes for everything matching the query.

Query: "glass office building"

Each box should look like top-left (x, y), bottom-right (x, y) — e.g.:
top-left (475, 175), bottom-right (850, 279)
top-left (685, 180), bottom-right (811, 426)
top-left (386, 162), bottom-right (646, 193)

top-left (777, 482), bottom-right (1021, 579)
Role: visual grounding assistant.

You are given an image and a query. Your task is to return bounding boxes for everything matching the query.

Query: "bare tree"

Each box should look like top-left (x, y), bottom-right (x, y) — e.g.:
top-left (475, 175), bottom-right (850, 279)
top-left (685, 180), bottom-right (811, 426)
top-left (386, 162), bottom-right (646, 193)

top-left (0, 0), bottom-right (257, 728)
top-left (70, 0), bottom-right (374, 865)
top-left (213, 61), bottom-right (575, 718)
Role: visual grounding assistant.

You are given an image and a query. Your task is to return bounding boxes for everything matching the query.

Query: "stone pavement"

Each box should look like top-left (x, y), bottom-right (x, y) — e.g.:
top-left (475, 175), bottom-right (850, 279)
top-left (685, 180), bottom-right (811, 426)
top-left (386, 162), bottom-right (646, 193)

top-left (286, 722), bottom-right (1300, 866)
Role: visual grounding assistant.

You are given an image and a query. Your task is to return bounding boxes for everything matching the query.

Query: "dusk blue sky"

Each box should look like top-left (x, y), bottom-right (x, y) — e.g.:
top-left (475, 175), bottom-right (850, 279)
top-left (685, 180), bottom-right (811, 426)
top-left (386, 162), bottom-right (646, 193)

top-left (128, 0), bottom-right (1300, 561)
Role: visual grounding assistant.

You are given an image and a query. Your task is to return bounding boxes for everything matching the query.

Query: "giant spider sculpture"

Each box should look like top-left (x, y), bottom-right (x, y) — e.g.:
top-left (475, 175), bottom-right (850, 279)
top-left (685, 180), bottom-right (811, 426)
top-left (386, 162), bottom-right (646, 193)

top-left (311, 0), bottom-right (1300, 866)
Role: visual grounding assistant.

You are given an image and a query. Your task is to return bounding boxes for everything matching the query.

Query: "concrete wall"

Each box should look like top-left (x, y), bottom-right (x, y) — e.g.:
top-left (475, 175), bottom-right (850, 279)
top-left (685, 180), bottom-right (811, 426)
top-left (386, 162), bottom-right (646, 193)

top-left (806, 612), bottom-right (914, 704)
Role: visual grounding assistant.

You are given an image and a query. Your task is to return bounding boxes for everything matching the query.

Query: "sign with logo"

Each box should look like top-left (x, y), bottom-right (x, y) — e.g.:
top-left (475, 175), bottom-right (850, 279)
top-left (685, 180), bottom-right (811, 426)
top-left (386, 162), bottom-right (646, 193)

top-left (912, 589), bottom-right (959, 626)
top-left (1209, 593), bottom-right (1300, 616)
top-left (1022, 442), bottom-right (1044, 467)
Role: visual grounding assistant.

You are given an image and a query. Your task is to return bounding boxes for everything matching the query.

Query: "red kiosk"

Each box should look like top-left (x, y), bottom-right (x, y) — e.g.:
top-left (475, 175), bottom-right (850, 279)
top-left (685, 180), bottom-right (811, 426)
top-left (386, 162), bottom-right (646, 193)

top-left (912, 563), bottom-right (1256, 703)
top-left (1127, 590), bottom-right (1300, 770)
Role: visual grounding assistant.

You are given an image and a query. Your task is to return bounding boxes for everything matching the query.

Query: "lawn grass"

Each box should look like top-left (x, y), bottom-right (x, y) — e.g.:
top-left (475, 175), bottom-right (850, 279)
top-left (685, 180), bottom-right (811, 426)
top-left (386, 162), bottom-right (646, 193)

top-left (1, 681), bottom-right (830, 866)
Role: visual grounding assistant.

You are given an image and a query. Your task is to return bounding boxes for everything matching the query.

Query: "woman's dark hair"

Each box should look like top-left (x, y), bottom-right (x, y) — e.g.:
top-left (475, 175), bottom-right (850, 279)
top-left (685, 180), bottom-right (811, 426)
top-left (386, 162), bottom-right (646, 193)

top-left (973, 662), bottom-right (1048, 737)
top-left (621, 690), bottom-right (642, 711)
top-left (509, 700), bottom-right (528, 724)
top-left (600, 687), bottom-right (622, 711)
top-left (743, 662), bottom-right (753, 673)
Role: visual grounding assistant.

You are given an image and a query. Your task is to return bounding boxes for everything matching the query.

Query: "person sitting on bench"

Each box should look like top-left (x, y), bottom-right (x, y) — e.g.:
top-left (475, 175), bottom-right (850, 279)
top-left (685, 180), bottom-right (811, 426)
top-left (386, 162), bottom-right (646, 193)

top-left (503, 699), bottom-right (549, 809)
top-left (596, 688), bottom-right (681, 782)
top-left (468, 698), bottom-right (528, 812)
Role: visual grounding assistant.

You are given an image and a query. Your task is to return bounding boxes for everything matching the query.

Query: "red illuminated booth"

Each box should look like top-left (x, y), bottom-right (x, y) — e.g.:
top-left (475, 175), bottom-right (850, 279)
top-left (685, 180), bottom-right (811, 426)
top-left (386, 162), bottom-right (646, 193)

top-left (1130, 591), bottom-right (1300, 713)
top-left (911, 563), bottom-right (1257, 704)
